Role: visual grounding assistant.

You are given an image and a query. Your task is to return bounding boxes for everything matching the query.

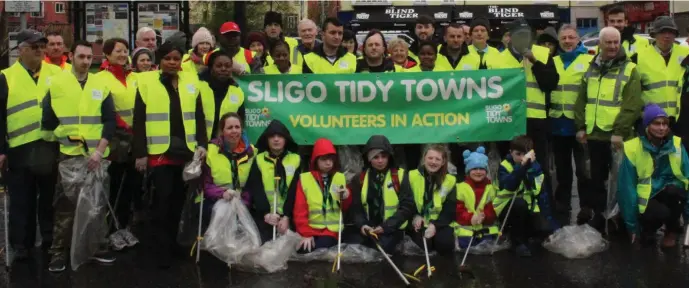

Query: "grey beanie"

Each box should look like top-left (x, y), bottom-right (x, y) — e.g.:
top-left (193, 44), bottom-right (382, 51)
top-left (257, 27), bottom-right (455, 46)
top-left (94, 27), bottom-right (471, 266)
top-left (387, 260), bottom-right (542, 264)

top-left (652, 16), bottom-right (678, 36)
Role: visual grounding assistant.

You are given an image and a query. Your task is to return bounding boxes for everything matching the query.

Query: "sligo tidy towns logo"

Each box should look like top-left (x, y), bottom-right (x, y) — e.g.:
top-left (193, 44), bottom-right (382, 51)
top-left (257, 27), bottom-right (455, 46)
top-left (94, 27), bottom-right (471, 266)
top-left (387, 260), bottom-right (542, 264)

top-left (540, 11), bottom-right (555, 18)
top-left (457, 11), bottom-right (473, 19)
top-left (384, 7), bottom-right (418, 19)
top-left (488, 6), bottom-right (524, 18)
top-left (485, 103), bottom-right (513, 123)
top-left (434, 12), bottom-right (448, 20)
top-left (356, 13), bottom-right (370, 20)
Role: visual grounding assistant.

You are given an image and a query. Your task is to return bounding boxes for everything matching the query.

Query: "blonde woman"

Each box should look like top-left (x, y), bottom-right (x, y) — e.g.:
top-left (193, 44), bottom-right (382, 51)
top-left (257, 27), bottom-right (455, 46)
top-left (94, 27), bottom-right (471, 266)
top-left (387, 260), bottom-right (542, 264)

top-left (388, 38), bottom-right (417, 69)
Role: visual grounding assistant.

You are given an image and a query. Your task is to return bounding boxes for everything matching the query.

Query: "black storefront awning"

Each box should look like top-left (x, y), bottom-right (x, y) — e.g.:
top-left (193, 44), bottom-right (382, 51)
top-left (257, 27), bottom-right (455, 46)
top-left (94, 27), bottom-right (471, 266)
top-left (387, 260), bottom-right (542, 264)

top-left (454, 4), bottom-right (560, 23)
top-left (352, 5), bottom-right (453, 26)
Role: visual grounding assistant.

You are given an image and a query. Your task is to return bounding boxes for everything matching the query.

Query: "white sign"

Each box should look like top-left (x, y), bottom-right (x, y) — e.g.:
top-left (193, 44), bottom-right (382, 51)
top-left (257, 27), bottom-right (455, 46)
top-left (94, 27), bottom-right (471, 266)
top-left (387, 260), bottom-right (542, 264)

top-left (385, 8), bottom-right (418, 19)
top-left (458, 11), bottom-right (474, 19)
top-left (434, 12), bottom-right (449, 20)
top-left (488, 6), bottom-right (524, 18)
top-left (540, 11), bottom-right (555, 19)
top-left (5, 0), bottom-right (41, 13)
top-left (356, 12), bottom-right (370, 20)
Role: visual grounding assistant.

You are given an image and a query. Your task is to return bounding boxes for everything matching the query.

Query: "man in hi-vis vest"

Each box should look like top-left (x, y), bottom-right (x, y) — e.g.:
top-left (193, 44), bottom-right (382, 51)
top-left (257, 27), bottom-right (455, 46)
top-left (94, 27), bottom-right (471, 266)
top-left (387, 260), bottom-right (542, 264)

top-left (574, 27), bottom-right (644, 231)
top-left (632, 16), bottom-right (689, 123)
top-left (41, 40), bottom-right (117, 272)
top-left (0, 29), bottom-right (61, 263)
top-left (618, 103), bottom-right (689, 248)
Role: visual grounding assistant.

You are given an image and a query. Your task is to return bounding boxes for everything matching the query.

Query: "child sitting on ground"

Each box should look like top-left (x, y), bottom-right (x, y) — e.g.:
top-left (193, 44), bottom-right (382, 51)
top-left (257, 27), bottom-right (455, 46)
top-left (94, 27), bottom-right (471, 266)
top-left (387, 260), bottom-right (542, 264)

top-left (454, 146), bottom-right (498, 249)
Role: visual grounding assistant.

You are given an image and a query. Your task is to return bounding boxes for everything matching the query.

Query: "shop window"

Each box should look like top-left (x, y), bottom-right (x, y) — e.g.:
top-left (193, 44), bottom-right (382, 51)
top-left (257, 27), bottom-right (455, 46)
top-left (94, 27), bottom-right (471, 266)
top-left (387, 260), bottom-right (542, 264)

top-left (576, 18), bottom-right (598, 29)
top-left (30, 2), bottom-right (44, 18)
top-left (55, 2), bottom-right (65, 14)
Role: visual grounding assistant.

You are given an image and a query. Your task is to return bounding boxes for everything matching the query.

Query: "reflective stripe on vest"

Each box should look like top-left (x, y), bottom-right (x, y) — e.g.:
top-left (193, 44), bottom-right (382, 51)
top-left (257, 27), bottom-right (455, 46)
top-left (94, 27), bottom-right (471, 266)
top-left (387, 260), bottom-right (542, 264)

top-left (550, 54), bottom-right (594, 119)
top-left (623, 136), bottom-right (688, 214)
top-left (301, 172), bottom-right (347, 231)
top-left (452, 182), bottom-right (500, 238)
top-left (97, 70), bottom-right (138, 126)
top-left (499, 45), bottom-right (550, 119)
top-left (138, 71), bottom-right (199, 154)
top-left (584, 60), bottom-right (636, 134)
top-left (206, 143), bottom-right (254, 190)
top-left (637, 44), bottom-right (689, 118)
top-left (494, 160), bottom-right (543, 215)
top-left (199, 81), bottom-right (244, 139)
top-left (409, 169), bottom-right (456, 226)
top-left (303, 52), bottom-right (357, 74)
top-left (49, 72), bottom-right (111, 157)
top-left (256, 152), bottom-right (301, 215)
top-left (360, 169), bottom-right (407, 230)
top-left (2, 62), bottom-right (62, 147)
top-left (434, 51), bottom-right (482, 71)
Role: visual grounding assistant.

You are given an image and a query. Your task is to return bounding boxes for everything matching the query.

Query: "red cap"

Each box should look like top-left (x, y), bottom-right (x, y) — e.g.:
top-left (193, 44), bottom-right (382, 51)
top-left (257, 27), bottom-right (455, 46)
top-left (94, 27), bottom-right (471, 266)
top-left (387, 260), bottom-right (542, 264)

top-left (220, 22), bottom-right (241, 34)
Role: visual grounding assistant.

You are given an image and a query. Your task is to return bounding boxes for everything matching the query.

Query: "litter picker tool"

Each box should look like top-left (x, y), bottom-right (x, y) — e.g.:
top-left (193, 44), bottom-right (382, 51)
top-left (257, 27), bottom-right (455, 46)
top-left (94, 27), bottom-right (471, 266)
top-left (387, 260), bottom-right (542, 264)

top-left (334, 185), bottom-right (345, 273)
top-left (272, 176), bottom-right (281, 241)
top-left (368, 232), bottom-right (410, 286)
top-left (195, 187), bottom-right (204, 263)
top-left (492, 187), bottom-right (521, 254)
top-left (2, 173), bottom-right (11, 270)
top-left (459, 228), bottom-right (489, 279)
top-left (683, 225), bottom-right (689, 248)
top-left (423, 234), bottom-right (432, 278)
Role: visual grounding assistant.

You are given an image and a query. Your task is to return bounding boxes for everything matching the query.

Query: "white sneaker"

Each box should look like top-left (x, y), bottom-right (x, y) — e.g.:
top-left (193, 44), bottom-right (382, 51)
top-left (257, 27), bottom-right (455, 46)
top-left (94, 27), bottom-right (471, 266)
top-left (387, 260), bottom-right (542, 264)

top-left (109, 232), bottom-right (127, 251)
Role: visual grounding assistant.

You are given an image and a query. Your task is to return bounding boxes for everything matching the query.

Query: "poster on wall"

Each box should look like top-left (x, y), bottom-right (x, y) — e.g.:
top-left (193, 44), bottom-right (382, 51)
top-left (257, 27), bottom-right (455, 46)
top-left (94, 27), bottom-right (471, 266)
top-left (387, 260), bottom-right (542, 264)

top-left (137, 3), bottom-right (180, 43)
top-left (84, 3), bottom-right (130, 45)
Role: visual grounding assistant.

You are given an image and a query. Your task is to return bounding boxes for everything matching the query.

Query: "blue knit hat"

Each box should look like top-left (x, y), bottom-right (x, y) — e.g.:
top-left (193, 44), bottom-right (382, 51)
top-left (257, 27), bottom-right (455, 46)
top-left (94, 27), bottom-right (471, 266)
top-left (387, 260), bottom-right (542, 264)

top-left (463, 146), bottom-right (489, 173)
top-left (642, 103), bottom-right (668, 128)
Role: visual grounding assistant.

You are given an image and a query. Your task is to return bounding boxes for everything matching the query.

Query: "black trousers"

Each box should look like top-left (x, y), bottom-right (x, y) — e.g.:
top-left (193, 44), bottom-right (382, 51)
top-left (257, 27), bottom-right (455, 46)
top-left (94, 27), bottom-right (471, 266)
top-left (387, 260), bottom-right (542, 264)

top-left (640, 186), bottom-right (687, 236)
top-left (551, 135), bottom-right (588, 212)
top-left (149, 165), bottom-right (186, 261)
top-left (407, 225), bottom-right (455, 255)
top-left (7, 166), bottom-right (56, 250)
top-left (527, 119), bottom-right (552, 211)
top-left (498, 198), bottom-right (544, 245)
top-left (584, 140), bottom-right (613, 214)
top-left (108, 161), bottom-right (143, 230)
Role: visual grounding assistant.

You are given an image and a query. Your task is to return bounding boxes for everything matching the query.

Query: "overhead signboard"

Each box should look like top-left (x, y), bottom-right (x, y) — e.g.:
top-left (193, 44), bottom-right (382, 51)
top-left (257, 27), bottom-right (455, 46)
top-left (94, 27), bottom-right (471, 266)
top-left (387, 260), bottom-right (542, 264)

top-left (454, 5), bottom-right (559, 22)
top-left (353, 6), bottom-right (452, 23)
top-left (5, 0), bottom-right (41, 13)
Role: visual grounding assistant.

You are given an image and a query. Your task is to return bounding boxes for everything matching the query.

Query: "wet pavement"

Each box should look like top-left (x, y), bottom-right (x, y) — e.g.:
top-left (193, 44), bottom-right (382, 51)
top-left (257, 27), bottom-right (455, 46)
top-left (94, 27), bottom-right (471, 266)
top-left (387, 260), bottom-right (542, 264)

top-left (2, 175), bottom-right (689, 287)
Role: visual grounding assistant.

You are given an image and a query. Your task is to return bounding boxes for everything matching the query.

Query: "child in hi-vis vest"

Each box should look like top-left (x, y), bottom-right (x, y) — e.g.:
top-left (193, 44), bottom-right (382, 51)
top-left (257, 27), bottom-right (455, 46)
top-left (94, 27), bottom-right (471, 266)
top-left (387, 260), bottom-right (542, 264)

top-left (454, 147), bottom-right (498, 249)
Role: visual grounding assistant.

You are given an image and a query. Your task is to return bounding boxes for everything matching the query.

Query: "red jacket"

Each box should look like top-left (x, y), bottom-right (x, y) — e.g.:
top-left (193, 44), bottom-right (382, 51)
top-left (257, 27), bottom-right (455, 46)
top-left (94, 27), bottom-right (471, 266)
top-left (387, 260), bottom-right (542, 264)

top-left (456, 176), bottom-right (497, 226)
top-left (99, 60), bottom-right (133, 134)
top-left (293, 138), bottom-right (352, 239)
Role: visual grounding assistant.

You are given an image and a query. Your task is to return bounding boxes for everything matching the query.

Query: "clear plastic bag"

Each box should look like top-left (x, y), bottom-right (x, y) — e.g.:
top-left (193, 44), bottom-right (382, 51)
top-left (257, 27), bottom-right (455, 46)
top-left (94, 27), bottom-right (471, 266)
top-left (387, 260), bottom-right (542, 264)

top-left (63, 157), bottom-right (111, 271)
top-left (457, 238), bottom-right (511, 255)
top-left (396, 235), bottom-right (437, 257)
top-left (337, 145), bottom-right (363, 184)
top-left (202, 198), bottom-right (262, 264)
top-left (183, 150), bottom-right (203, 181)
top-left (603, 150), bottom-right (623, 222)
top-left (177, 185), bottom-right (201, 247)
top-left (290, 243), bottom-right (383, 263)
top-left (237, 230), bottom-right (302, 273)
top-left (543, 224), bottom-right (609, 259)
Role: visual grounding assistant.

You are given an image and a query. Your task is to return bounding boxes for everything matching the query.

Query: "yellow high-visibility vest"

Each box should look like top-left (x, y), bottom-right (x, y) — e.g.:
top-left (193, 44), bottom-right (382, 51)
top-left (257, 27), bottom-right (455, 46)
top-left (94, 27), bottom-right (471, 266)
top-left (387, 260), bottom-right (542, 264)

top-left (206, 143), bottom-right (254, 190)
top-left (256, 152), bottom-right (301, 214)
top-left (96, 70), bottom-right (138, 126)
top-left (583, 60), bottom-right (636, 134)
top-left (409, 169), bottom-right (457, 226)
top-left (360, 169), bottom-right (407, 229)
top-left (636, 44), bottom-right (689, 118)
top-left (303, 52), bottom-right (357, 74)
top-left (301, 171), bottom-right (347, 231)
top-left (452, 182), bottom-right (499, 238)
top-left (198, 81), bottom-right (244, 139)
top-left (498, 45), bottom-right (550, 119)
top-left (494, 160), bottom-right (543, 215)
top-left (550, 54), bottom-right (594, 119)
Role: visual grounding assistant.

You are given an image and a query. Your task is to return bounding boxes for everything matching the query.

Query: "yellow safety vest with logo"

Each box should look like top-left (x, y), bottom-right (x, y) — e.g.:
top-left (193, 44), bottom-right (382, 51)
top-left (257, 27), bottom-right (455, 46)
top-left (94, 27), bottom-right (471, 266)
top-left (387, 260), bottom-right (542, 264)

top-left (468, 45), bottom-right (501, 69)
top-left (2, 61), bottom-right (62, 147)
top-left (49, 72), bottom-right (111, 157)
top-left (256, 152), bottom-right (301, 215)
top-left (137, 71), bottom-right (200, 154)
top-left (550, 54), bottom-right (594, 119)
top-left (360, 169), bottom-right (408, 229)
top-left (304, 52), bottom-right (357, 74)
top-left (301, 171), bottom-right (348, 232)
top-left (584, 59), bottom-right (636, 134)
top-left (623, 136), bottom-right (688, 214)
top-left (494, 160), bottom-right (543, 215)
top-left (498, 45), bottom-right (550, 119)
top-left (97, 70), bottom-right (138, 126)
top-left (264, 63), bottom-right (303, 75)
top-left (452, 182), bottom-right (499, 238)
top-left (409, 169), bottom-right (457, 227)
top-left (435, 49), bottom-right (482, 71)
top-left (636, 44), bottom-right (689, 118)
top-left (198, 82), bottom-right (244, 139)
top-left (206, 143), bottom-right (254, 190)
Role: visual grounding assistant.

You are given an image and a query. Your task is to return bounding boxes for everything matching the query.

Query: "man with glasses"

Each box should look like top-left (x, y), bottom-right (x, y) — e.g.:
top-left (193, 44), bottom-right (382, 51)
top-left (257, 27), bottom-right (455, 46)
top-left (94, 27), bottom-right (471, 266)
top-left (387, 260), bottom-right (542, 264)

top-left (0, 29), bottom-right (62, 262)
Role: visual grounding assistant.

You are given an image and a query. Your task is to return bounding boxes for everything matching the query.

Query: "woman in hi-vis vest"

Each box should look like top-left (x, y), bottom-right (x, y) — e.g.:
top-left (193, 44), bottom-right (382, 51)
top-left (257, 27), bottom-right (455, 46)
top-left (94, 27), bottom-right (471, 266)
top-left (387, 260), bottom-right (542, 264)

top-left (199, 50), bottom-right (246, 140)
top-left (96, 38), bottom-right (141, 249)
top-left (202, 112), bottom-right (255, 224)
top-left (403, 144), bottom-right (457, 255)
top-left (132, 37), bottom-right (208, 268)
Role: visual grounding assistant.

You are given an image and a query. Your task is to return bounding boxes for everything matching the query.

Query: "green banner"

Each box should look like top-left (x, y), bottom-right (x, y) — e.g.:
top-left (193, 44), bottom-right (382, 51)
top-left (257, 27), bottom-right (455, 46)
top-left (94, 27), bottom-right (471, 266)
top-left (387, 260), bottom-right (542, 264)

top-left (238, 69), bottom-right (527, 145)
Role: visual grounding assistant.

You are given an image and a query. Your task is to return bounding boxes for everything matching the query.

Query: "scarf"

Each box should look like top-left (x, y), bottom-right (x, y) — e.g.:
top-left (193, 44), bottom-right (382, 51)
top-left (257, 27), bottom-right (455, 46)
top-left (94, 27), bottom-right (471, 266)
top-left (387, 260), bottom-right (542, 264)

top-left (99, 60), bottom-right (131, 86)
top-left (367, 169), bottom-right (387, 225)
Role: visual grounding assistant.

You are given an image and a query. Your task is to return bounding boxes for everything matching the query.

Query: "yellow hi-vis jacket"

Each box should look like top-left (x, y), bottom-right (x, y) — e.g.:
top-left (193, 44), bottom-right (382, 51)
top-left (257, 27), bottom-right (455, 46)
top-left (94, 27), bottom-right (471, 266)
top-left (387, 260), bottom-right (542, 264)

top-left (636, 44), bottom-right (689, 118)
top-left (360, 168), bottom-right (407, 229)
top-left (255, 151), bottom-right (301, 215)
top-left (409, 169), bottom-right (457, 227)
top-left (301, 171), bottom-right (347, 231)
top-left (550, 54), bottom-right (594, 119)
top-left (498, 45), bottom-right (551, 119)
top-left (452, 182), bottom-right (499, 238)
top-left (583, 60), bottom-right (636, 134)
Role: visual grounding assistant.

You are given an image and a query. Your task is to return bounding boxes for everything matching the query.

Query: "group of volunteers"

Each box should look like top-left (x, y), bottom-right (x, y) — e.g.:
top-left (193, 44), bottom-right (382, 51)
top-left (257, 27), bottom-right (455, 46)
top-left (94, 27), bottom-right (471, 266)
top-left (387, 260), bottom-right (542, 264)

top-left (2, 5), bottom-right (689, 276)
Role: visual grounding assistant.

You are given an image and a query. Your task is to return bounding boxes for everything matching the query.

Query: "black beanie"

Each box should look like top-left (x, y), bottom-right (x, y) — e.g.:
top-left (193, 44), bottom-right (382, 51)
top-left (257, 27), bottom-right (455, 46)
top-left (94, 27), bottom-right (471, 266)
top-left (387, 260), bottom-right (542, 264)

top-left (470, 18), bottom-right (490, 32)
top-left (264, 11), bottom-right (283, 28)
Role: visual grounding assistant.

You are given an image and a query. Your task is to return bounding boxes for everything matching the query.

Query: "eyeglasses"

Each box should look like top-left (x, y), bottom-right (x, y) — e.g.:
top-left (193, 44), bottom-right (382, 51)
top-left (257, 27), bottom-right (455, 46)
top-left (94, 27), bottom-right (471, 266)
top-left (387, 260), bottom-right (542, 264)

top-left (21, 43), bottom-right (46, 50)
